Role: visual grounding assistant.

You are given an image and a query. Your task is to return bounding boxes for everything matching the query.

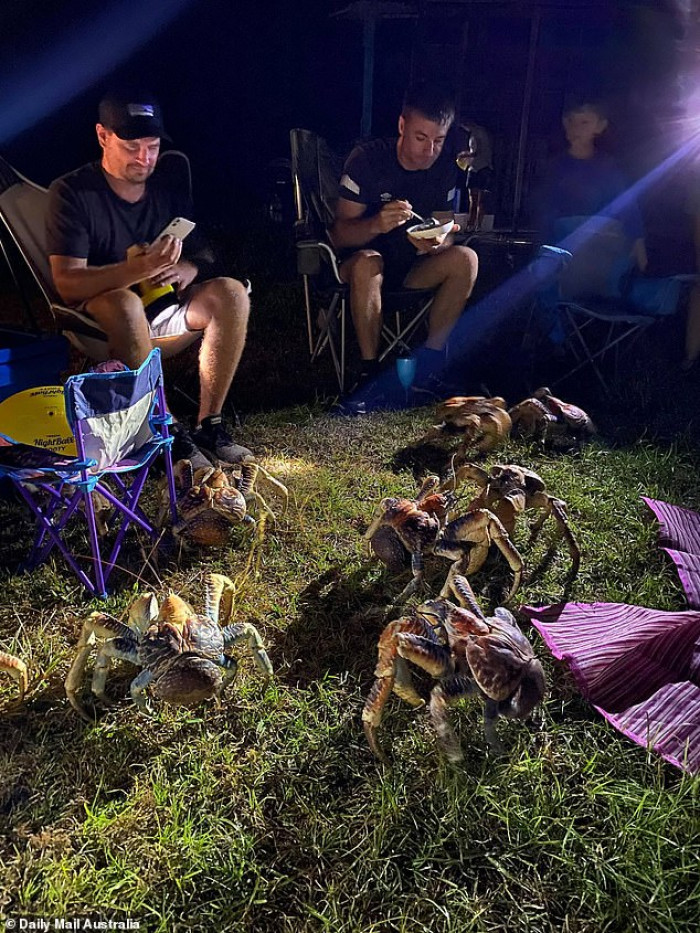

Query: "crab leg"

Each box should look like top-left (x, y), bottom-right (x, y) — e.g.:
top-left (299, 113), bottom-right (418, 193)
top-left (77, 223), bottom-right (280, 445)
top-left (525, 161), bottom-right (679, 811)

top-left (0, 650), bottom-right (28, 702)
top-left (130, 669), bottom-right (156, 711)
top-left (206, 573), bottom-right (236, 625)
top-left (488, 522), bottom-right (524, 599)
top-left (362, 674), bottom-right (396, 762)
top-left (362, 614), bottom-right (435, 761)
top-left (254, 464), bottom-right (290, 514)
top-left (429, 674), bottom-right (480, 762)
top-left (528, 495), bottom-right (581, 577)
top-left (440, 568), bottom-right (485, 620)
top-left (220, 622), bottom-right (273, 678)
top-left (65, 612), bottom-right (136, 720)
top-left (92, 638), bottom-right (140, 707)
top-left (364, 506), bottom-right (389, 554)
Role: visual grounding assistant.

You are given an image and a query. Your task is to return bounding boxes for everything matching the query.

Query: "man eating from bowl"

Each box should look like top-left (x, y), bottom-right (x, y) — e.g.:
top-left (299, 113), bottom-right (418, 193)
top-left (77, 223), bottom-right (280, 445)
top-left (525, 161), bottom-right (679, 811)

top-left (331, 82), bottom-right (478, 410)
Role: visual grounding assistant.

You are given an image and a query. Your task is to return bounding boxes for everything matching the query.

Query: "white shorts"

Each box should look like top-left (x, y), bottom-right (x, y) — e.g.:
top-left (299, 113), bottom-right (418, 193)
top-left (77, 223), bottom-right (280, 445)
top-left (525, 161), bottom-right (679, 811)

top-left (147, 298), bottom-right (195, 338)
top-left (79, 279), bottom-right (251, 340)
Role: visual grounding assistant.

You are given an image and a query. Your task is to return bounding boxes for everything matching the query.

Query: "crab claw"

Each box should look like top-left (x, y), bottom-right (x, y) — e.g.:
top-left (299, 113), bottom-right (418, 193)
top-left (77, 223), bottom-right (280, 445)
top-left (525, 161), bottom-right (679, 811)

top-left (0, 650), bottom-right (28, 703)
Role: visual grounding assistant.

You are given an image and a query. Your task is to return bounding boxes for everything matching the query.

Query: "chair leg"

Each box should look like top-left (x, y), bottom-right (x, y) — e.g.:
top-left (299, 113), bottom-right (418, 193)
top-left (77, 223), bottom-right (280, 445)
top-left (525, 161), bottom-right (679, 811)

top-left (378, 299), bottom-right (433, 364)
top-left (82, 489), bottom-right (108, 597)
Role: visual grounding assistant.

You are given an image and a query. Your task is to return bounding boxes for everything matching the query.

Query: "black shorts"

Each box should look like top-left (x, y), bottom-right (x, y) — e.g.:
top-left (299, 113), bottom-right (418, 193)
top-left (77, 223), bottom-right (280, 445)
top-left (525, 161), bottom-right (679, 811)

top-left (467, 167), bottom-right (493, 192)
top-left (339, 240), bottom-right (427, 291)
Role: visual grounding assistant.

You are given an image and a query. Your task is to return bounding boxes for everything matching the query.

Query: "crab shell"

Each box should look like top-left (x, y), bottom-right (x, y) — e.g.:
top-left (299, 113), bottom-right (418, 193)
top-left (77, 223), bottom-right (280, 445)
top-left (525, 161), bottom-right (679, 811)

top-left (436, 395), bottom-right (508, 428)
top-left (533, 387), bottom-right (596, 435)
top-left (175, 462), bottom-right (248, 547)
top-left (507, 397), bottom-right (558, 436)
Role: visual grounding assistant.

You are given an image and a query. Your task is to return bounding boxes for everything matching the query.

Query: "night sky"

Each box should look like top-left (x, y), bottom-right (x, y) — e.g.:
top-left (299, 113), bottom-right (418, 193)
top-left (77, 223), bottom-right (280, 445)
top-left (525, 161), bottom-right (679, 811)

top-left (0, 0), bottom-right (692, 227)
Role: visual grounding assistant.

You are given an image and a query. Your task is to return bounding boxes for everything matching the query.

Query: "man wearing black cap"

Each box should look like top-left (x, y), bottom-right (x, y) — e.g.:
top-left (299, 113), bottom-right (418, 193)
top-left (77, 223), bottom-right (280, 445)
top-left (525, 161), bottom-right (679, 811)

top-left (46, 91), bottom-right (252, 466)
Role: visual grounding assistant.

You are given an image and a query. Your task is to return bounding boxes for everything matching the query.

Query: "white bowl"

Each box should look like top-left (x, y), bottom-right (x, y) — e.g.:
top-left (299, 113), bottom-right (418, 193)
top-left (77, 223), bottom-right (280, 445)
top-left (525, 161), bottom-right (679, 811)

top-left (406, 218), bottom-right (455, 239)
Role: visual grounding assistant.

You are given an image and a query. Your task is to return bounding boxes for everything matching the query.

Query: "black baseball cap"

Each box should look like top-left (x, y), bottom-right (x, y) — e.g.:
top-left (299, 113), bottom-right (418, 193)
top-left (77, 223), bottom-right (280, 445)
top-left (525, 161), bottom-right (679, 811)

top-left (98, 93), bottom-right (170, 141)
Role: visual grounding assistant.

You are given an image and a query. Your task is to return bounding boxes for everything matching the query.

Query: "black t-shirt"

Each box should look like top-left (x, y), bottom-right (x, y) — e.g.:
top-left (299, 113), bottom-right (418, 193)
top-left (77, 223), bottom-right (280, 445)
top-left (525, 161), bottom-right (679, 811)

top-left (337, 132), bottom-right (463, 272)
top-left (46, 161), bottom-right (206, 266)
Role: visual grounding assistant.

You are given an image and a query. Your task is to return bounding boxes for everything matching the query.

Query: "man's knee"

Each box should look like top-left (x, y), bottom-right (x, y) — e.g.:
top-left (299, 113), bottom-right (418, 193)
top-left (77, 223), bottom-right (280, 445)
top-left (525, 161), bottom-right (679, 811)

top-left (196, 277), bottom-right (250, 322)
top-left (451, 245), bottom-right (479, 278)
top-left (342, 250), bottom-right (384, 285)
top-left (86, 288), bottom-right (146, 329)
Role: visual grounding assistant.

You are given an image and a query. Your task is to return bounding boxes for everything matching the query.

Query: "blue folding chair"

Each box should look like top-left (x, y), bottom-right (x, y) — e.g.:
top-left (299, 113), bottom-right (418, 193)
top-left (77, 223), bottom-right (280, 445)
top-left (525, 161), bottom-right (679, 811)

top-left (531, 217), bottom-right (692, 393)
top-left (0, 349), bottom-right (177, 597)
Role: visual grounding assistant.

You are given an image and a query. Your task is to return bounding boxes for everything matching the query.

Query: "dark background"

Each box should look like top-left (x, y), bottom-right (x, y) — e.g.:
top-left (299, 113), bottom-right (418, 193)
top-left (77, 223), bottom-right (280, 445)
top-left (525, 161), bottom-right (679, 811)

top-left (0, 0), bottom-right (695, 242)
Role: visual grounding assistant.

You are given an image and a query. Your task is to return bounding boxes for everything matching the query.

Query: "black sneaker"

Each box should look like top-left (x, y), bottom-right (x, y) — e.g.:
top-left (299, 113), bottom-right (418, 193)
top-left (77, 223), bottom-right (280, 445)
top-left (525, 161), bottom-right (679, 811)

top-left (410, 371), bottom-right (456, 401)
top-left (330, 376), bottom-right (407, 417)
top-left (192, 416), bottom-right (254, 464)
top-left (170, 423), bottom-right (212, 472)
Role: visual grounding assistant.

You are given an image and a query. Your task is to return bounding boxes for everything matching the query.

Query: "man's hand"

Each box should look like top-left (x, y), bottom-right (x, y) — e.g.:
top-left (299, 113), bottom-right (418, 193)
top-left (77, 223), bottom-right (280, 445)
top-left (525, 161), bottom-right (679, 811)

top-left (148, 259), bottom-right (199, 293)
top-left (126, 235), bottom-right (183, 282)
top-left (375, 199), bottom-right (414, 234)
top-left (407, 222), bottom-right (460, 255)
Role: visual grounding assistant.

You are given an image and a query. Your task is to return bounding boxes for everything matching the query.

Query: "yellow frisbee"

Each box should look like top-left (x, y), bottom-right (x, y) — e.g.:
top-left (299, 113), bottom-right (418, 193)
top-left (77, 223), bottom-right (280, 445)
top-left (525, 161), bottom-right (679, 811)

top-left (0, 385), bottom-right (76, 455)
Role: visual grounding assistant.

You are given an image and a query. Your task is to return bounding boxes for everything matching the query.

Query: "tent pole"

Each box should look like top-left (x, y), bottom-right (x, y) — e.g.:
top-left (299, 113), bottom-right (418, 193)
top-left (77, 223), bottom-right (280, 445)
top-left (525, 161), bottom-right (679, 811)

top-left (361, 2), bottom-right (378, 138)
top-left (512, 5), bottom-right (541, 231)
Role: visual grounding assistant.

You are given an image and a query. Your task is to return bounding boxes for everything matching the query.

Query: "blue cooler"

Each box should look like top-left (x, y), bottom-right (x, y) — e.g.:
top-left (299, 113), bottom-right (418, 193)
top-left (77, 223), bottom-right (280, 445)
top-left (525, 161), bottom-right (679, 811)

top-left (0, 330), bottom-right (70, 403)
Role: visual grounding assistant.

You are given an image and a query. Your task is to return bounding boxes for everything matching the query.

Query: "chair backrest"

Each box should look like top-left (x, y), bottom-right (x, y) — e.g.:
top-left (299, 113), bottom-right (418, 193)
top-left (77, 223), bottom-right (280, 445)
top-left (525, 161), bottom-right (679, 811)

top-left (64, 349), bottom-right (166, 472)
top-left (290, 128), bottom-right (345, 232)
top-left (0, 155), bottom-right (60, 308)
top-left (155, 149), bottom-right (193, 203)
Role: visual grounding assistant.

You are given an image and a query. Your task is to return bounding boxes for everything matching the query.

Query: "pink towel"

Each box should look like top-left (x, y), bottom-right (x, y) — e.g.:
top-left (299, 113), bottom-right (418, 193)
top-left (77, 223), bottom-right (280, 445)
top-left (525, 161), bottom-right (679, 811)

top-left (643, 497), bottom-right (700, 609)
top-left (522, 601), bottom-right (700, 774)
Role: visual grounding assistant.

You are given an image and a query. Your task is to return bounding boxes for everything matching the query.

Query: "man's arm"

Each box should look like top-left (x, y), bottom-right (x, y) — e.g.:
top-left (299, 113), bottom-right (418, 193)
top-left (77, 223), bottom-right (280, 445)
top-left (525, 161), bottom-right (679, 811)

top-left (49, 236), bottom-right (183, 305)
top-left (330, 197), bottom-right (413, 250)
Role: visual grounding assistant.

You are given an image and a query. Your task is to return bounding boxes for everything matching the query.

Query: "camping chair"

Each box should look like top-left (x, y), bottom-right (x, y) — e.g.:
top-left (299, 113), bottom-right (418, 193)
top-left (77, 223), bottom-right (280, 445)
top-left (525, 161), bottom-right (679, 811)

top-left (531, 217), bottom-right (690, 394)
top-left (0, 150), bottom-right (199, 362)
top-left (290, 128), bottom-right (435, 393)
top-left (0, 153), bottom-right (110, 358)
top-left (0, 349), bottom-right (177, 597)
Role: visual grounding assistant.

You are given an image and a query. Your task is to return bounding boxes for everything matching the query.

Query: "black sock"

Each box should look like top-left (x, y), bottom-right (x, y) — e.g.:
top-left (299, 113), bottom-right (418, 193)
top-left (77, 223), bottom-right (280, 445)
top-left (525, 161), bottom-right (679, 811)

top-left (198, 414), bottom-right (223, 431)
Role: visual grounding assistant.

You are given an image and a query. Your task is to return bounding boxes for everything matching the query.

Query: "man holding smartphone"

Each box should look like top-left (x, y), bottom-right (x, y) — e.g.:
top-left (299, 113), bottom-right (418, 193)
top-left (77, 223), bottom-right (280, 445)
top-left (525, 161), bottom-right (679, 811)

top-left (46, 90), bottom-right (253, 466)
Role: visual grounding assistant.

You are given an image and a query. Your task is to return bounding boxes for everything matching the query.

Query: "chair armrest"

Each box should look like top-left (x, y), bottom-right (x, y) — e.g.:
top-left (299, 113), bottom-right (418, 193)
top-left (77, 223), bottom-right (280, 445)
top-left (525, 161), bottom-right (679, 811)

top-left (296, 239), bottom-right (343, 283)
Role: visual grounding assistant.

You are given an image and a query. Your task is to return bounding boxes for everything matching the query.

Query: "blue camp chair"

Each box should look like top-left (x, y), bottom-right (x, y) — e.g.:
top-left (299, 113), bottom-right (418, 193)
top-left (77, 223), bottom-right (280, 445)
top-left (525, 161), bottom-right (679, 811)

top-left (532, 217), bottom-right (692, 393)
top-left (0, 349), bottom-right (177, 597)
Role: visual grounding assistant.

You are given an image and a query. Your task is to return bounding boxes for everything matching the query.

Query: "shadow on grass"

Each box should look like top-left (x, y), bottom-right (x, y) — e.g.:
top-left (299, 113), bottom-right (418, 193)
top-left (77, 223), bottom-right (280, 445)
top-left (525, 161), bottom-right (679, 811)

top-left (274, 563), bottom-right (393, 690)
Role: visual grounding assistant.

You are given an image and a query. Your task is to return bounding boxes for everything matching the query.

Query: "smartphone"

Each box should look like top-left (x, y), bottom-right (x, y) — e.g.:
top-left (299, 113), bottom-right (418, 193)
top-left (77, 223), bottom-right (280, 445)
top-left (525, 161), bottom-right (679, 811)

top-left (153, 217), bottom-right (196, 244)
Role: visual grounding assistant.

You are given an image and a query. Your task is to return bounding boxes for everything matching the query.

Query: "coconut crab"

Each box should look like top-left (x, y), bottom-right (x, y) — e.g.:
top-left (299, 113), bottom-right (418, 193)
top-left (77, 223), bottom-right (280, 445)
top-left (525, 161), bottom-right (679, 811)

top-left (362, 568), bottom-right (546, 762)
top-left (447, 462), bottom-right (580, 578)
top-left (0, 650), bottom-right (28, 703)
top-left (164, 459), bottom-right (289, 547)
top-left (364, 475), bottom-right (456, 601)
top-left (416, 396), bottom-right (512, 456)
top-left (509, 387), bottom-right (595, 446)
top-left (433, 507), bottom-right (524, 600)
top-left (65, 573), bottom-right (273, 719)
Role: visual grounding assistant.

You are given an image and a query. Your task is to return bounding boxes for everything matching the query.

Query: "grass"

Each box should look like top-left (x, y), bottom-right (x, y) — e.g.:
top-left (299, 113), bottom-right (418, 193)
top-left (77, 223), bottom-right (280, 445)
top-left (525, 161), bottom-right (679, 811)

top-left (1, 220), bottom-right (700, 931)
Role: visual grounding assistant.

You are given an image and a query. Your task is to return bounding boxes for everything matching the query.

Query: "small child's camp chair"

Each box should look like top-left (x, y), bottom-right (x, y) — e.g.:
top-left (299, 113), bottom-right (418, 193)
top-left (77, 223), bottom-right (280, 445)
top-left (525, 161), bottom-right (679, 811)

top-left (532, 217), bottom-right (691, 393)
top-left (0, 349), bottom-right (177, 597)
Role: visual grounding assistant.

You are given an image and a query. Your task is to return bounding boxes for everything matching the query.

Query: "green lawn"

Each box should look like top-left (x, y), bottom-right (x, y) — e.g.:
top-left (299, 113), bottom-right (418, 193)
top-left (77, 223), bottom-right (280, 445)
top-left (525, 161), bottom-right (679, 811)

top-left (1, 229), bottom-right (699, 931)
